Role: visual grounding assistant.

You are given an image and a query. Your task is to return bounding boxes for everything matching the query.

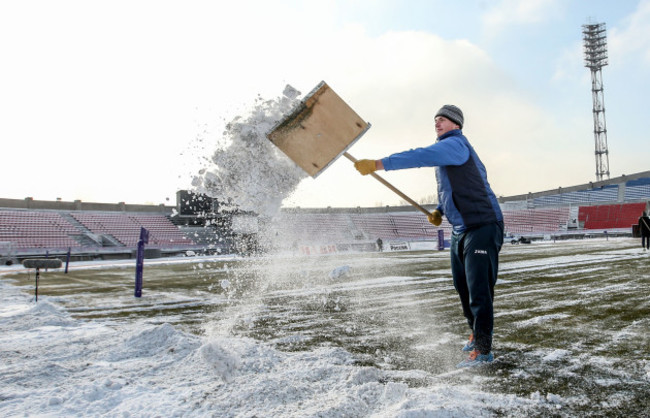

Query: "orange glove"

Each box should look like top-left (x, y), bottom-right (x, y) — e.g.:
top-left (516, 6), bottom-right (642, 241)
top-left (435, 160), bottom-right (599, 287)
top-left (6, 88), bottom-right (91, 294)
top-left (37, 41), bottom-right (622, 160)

top-left (427, 210), bottom-right (442, 226)
top-left (354, 159), bottom-right (377, 176)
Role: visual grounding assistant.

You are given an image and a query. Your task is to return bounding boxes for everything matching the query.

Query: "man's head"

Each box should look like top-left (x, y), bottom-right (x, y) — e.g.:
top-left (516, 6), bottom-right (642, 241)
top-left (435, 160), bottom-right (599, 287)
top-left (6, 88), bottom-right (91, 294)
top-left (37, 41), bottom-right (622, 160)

top-left (435, 104), bottom-right (463, 127)
top-left (434, 104), bottom-right (463, 137)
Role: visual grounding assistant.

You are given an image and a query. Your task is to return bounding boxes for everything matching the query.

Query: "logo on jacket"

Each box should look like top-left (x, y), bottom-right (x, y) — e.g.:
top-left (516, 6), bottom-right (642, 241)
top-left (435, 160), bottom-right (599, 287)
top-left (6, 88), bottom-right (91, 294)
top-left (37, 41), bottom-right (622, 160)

top-left (474, 249), bottom-right (488, 255)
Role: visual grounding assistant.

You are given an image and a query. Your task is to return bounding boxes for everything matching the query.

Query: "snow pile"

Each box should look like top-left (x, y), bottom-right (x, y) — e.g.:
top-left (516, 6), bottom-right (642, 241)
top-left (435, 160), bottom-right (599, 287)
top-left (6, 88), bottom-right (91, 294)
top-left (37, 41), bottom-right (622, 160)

top-left (0, 284), bottom-right (549, 417)
top-left (197, 341), bottom-right (242, 382)
top-left (0, 299), bottom-right (75, 330)
top-left (107, 322), bottom-right (200, 361)
top-left (192, 85), bottom-right (308, 218)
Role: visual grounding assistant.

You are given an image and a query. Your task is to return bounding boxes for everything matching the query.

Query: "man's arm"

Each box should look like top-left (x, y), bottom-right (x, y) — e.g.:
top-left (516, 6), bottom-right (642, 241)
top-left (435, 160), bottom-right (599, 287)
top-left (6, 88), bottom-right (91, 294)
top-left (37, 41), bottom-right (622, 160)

top-left (381, 137), bottom-right (469, 171)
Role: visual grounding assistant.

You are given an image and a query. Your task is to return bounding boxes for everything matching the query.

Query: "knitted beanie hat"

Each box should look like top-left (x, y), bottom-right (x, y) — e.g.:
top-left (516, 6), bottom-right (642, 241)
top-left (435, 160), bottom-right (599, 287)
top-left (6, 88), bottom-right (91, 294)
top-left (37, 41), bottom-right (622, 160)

top-left (435, 105), bottom-right (464, 128)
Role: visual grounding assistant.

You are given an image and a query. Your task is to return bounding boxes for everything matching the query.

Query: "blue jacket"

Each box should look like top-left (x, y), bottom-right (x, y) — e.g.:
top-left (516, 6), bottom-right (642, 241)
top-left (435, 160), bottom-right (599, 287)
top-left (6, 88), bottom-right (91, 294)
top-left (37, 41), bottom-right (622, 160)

top-left (381, 129), bottom-right (503, 233)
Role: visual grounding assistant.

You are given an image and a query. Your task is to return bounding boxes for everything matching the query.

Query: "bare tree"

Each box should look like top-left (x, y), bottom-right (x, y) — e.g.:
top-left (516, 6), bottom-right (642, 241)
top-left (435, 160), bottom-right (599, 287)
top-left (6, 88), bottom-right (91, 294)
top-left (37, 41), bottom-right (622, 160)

top-left (419, 195), bottom-right (438, 205)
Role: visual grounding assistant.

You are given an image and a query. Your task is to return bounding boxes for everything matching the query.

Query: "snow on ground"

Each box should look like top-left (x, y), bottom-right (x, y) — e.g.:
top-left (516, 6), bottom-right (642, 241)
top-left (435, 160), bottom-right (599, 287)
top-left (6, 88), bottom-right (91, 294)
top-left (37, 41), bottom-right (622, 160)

top-left (1, 238), bottom-right (649, 417)
top-left (0, 284), bottom-right (535, 417)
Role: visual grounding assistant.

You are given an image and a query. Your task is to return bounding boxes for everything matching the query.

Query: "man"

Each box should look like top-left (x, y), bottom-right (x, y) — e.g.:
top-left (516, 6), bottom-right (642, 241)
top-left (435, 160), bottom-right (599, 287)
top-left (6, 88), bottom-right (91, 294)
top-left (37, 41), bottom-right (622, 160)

top-left (638, 211), bottom-right (650, 251)
top-left (354, 105), bottom-right (504, 367)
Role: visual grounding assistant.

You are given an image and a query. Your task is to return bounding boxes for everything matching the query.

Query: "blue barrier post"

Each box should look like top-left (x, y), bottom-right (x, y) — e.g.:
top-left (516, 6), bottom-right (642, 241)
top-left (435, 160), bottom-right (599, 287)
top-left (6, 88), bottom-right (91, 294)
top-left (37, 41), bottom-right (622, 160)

top-left (134, 227), bottom-right (149, 298)
top-left (437, 229), bottom-right (445, 251)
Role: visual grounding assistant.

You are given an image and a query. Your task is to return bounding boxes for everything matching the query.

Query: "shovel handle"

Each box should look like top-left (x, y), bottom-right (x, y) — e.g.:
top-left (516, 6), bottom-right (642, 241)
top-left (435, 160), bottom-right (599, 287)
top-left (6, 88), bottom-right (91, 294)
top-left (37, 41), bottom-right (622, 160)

top-left (343, 152), bottom-right (432, 217)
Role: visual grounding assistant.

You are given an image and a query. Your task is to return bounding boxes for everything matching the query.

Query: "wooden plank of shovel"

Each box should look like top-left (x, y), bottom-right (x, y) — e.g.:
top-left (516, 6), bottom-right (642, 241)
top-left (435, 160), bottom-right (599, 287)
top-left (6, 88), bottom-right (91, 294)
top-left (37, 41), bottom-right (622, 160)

top-left (266, 81), bottom-right (431, 217)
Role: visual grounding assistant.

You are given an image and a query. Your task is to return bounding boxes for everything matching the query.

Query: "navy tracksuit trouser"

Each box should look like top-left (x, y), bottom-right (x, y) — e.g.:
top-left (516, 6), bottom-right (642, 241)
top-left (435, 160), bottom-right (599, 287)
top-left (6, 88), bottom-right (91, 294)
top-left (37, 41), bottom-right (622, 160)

top-left (450, 221), bottom-right (504, 354)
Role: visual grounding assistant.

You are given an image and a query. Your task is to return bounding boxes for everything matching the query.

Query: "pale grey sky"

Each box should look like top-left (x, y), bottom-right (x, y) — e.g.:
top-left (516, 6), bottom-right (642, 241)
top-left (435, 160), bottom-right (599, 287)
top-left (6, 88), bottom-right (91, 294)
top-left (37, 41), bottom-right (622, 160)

top-left (1, 0), bottom-right (648, 208)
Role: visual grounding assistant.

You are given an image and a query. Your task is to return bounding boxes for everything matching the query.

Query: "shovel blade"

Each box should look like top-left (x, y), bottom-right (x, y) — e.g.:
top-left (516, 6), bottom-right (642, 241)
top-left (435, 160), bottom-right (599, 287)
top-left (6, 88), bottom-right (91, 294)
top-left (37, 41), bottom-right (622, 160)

top-left (266, 81), bottom-right (370, 178)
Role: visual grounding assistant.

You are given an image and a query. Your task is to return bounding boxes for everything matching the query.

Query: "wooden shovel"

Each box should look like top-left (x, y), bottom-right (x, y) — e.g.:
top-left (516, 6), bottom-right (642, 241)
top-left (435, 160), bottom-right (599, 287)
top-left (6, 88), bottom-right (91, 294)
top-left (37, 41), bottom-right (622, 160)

top-left (266, 81), bottom-right (431, 217)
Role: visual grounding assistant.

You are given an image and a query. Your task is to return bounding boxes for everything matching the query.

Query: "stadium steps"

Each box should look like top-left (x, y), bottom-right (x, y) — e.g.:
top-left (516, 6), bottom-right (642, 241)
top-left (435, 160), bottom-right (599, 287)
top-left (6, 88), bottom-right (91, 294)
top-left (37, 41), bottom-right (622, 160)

top-left (59, 212), bottom-right (122, 247)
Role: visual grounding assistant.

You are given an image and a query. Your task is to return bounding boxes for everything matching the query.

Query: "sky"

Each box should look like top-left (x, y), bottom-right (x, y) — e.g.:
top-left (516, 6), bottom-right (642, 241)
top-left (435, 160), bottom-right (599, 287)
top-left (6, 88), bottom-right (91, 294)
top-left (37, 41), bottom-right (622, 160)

top-left (1, 0), bottom-right (649, 208)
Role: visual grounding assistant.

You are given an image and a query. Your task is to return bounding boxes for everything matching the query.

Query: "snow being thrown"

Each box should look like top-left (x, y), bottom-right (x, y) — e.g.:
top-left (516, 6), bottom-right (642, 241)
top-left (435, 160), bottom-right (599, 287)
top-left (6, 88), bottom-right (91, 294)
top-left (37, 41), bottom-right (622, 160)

top-left (191, 85), bottom-right (307, 218)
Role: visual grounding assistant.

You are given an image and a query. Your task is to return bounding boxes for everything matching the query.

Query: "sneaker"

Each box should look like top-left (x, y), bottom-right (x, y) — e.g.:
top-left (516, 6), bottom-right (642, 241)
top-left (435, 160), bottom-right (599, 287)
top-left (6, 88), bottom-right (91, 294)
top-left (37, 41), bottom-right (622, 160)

top-left (462, 333), bottom-right (475, 352)
top-left (457, 349), bottom-right (494, 368)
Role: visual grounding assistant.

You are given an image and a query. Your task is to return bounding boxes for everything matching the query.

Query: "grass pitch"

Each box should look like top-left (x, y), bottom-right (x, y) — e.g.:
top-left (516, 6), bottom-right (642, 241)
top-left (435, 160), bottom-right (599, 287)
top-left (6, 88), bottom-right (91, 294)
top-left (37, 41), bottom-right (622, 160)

top-left (6, 237), bottom-right (649, 416)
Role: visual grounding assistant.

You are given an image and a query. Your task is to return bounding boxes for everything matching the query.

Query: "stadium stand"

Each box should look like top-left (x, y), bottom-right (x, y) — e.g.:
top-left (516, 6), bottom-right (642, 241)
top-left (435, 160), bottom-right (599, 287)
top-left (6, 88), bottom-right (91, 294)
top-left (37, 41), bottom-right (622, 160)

top-left (350, 212), bottom-right (446, 240)
top-left (70, 212), bottom-right (194, 247)
top-left (272, 211), bottom-right (360, 243)
top-left (130, 214), bottom-right (195, 246)
top-left (270, 210), bottom-right (449, 245)
top-left (0, 208), bottom-right (195, 253)
top-left (71, 212), bottom-right (142, 247)
top-left (1, 171), bottom-right (649, 260)
top-left (578, 202), bottom-right (647, 230)
top-left (532, 185), bottom-right (619, 207)
top-left (624, 177), bottom-right (650, 202)
top-left (349, 213), bottom-right (399, 240)
top-left (0, 210), bottom-right (79, 250)
top-left (388, 212), bottom-right (440, 239)
top-left (502, 207), bottom-right (571, 235)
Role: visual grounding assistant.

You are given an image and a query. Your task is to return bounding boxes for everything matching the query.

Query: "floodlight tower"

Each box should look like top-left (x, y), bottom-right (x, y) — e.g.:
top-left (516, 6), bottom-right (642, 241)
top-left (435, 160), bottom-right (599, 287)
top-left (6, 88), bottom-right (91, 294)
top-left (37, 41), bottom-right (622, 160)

top-left (582, 22), bottom-right (610, 181)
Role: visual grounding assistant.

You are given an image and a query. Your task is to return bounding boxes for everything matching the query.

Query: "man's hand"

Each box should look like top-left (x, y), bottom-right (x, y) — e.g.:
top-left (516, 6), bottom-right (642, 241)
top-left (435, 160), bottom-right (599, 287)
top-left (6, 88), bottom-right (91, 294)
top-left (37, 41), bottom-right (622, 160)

top-left (427, 210), bottom-right (443, 226)
top-left (354, 159), bottom-right (377, 176)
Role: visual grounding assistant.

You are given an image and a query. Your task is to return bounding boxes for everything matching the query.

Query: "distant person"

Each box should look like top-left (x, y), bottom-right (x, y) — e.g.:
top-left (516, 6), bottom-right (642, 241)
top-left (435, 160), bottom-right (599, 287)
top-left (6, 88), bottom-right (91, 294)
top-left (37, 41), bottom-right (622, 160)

top-left (639, 211), bottom-right (650, 251)
top-left (354, 105), bottom-right (504, 367)
top-left (376, 238), bottom-right (383, 252)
